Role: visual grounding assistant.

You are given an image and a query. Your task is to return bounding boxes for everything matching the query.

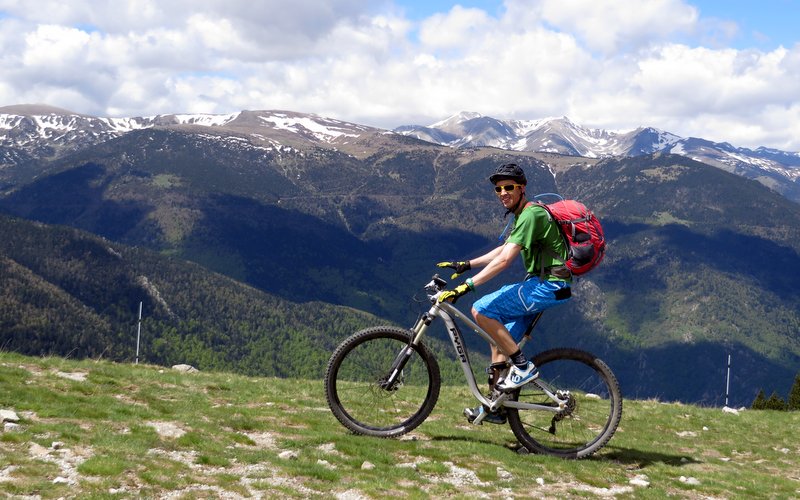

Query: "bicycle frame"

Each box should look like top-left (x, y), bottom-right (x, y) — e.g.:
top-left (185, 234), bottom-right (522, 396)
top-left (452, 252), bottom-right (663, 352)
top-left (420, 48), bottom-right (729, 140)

top-left (407, 297), bottom-right (567, 415)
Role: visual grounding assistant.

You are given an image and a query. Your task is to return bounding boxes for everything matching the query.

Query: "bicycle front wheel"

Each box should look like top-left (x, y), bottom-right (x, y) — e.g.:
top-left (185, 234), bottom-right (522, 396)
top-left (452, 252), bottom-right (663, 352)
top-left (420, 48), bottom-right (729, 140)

top-left (324, 326), bottom-right (441, 438)
top-left (506, 348), bottom-right (622, 459)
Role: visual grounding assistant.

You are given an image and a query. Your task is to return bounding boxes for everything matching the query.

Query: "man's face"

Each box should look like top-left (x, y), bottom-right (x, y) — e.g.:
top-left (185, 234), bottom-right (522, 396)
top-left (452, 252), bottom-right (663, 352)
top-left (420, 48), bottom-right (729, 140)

top-left (494, 180), bottom-right (524, 210)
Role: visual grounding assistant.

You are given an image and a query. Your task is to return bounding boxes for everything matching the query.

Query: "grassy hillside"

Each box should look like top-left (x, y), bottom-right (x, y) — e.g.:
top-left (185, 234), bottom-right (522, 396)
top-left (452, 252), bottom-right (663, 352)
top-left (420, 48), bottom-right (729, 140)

top-left (1, 352), bottom-right (798, 498)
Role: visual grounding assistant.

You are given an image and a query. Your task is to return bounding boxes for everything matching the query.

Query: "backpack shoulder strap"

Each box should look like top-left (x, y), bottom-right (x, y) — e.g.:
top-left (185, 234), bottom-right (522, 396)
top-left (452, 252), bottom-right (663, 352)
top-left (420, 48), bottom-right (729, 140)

top-left (525, 201), bottom-right (571, 281)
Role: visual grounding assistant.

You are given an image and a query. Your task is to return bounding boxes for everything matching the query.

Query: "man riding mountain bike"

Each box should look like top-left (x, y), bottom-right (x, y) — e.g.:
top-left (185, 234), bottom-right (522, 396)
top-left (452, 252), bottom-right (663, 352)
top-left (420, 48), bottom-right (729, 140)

top-left (438, 163), bottom-right (573, 424)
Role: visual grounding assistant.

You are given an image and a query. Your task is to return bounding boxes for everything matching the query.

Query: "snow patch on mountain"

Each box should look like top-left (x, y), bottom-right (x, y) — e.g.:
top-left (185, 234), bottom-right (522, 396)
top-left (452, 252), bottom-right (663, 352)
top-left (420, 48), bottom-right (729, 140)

top-left (507, 117), bottom-right (560, 137)
top-left (172, 113), bottom-right (241, 127)
top-left (258, 113), bottom-right (369, 143)
top-left (0, 115), bottom-right (22, 130)
top-left (430, 111), bottom-right (482, 129)
top-left (99, 117), bottom-right (151, 133)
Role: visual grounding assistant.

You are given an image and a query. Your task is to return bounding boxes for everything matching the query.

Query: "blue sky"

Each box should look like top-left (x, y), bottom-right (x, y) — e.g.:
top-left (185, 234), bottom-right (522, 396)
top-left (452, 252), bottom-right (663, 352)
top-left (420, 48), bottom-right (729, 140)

top-left (398, 0), bottom-right (505, 19)
top-left (691, 0), bottom-right (799, 48)
top-left (397, 0), bottom-right (799, 49)
top-left (1, 0), bottom-right (799, 150)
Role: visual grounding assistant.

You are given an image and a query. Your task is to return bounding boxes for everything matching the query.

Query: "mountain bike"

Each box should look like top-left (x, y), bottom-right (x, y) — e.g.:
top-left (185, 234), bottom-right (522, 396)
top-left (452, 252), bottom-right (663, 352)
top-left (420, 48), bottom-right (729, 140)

top-left (324, 275), bottom-right (622, 459)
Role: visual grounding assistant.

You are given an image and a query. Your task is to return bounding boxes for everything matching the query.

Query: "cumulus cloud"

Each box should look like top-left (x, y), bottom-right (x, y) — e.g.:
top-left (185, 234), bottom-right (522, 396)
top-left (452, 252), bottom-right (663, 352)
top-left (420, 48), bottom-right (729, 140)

top-left (537, 0), bottom-right (699, 54)
top-left (0, 0), bottom-right (798, 150)
top-left (418, 6), bottom-right (492, 49)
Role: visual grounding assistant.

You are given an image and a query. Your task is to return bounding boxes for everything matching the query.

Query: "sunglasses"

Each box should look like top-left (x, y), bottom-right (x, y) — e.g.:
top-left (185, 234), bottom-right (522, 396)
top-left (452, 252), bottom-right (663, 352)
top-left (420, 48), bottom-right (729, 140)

top-left (494, 184), bottom-right (524, 193)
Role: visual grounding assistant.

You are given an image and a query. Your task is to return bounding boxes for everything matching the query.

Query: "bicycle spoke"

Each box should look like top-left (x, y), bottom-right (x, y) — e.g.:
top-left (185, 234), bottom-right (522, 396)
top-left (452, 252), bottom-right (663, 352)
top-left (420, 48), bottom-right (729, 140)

top-left (507, 349), bottom-right (622, 458)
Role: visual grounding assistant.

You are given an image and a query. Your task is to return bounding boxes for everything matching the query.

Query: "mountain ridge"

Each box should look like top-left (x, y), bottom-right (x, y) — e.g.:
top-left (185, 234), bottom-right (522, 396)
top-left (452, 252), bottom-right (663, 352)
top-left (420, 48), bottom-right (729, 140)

top-left (395, 112), bottom-right (800, 202)
top-left (3, 104), bottom-right (798, 202)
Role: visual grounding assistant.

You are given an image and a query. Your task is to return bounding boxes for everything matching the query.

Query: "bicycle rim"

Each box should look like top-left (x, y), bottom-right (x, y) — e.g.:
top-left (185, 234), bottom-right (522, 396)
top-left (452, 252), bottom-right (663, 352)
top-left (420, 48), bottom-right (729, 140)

top-left (506, 348), bottom-right (622, 458)
top-left (324, 327), bottom-right (441, 438)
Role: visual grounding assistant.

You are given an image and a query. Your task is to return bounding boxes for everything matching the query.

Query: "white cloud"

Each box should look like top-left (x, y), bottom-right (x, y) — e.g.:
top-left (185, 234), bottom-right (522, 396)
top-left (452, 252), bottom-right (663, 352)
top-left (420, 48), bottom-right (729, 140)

top-left (627, 45), bottom-right (800, 144)
top-left (537, 0), bottom-right (699, 54)
top-left (0, 0), bottom-right (798, 150)
top-left (22, 24), bottom-right (91, 67)
top-left (418, 6), bottom-right (491, 49)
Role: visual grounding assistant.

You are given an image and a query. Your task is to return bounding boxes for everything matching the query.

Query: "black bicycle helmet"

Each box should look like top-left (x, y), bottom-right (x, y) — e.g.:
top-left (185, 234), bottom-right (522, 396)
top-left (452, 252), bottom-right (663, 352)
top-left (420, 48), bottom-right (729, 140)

top-left (489, 163), bottom-right (527, 185)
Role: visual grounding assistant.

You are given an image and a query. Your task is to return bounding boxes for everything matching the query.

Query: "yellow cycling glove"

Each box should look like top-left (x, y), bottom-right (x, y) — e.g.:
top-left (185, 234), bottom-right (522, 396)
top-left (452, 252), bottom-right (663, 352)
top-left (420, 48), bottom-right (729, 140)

top-left (436, 261), bottom-right (471, 279)
top-left (438, 282), bottom-right (472, 304)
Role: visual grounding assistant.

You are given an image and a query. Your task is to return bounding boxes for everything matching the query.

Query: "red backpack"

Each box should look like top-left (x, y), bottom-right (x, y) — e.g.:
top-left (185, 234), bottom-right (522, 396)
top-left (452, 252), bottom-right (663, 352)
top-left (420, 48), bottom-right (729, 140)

top-left (532, 194), bottom-right (606, 276)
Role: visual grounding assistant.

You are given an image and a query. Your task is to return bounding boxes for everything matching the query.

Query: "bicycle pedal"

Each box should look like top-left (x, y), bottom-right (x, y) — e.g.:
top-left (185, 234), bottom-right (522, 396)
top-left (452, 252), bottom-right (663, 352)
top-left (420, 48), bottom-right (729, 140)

top-left (463, 407), bottom-right (484, 425)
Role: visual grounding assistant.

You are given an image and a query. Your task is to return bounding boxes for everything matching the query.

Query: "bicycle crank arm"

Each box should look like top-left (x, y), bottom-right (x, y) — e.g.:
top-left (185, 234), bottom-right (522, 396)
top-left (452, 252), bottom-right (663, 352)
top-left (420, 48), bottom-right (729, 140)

top-left (486, 392), bottom-right (509, 413)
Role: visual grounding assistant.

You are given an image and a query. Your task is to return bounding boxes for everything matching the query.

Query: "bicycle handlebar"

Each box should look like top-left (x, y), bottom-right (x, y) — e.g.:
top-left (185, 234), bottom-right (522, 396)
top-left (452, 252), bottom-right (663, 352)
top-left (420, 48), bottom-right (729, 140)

top-left (425, 274), bottom-right (448, 301)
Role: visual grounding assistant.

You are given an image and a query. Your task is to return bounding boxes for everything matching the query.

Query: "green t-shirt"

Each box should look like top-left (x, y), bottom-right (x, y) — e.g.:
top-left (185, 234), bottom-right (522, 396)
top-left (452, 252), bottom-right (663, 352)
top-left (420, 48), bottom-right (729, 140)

top-left (506, 204), bottom-right (569, 281)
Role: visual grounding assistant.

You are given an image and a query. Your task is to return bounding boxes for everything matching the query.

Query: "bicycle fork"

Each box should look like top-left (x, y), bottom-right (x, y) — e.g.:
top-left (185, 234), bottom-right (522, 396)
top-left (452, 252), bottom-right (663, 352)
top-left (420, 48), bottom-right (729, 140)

top-left (380, 313), bottom-right (434, 390)
top-left (379, 345), bottom-right (414, 390)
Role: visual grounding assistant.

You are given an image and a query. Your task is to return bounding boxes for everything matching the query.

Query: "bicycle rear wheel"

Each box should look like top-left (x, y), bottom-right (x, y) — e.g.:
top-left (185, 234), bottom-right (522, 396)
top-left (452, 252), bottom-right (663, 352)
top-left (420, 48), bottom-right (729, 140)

top-left (506, 348), bottom-right (622, 459)
top-left (324, 326), bottom-right (441, 438)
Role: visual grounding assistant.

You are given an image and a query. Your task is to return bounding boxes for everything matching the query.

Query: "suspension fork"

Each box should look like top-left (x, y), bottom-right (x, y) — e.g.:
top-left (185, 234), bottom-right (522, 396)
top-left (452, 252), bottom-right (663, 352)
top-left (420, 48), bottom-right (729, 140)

top-left (380, 308), bottom-right (436, 389)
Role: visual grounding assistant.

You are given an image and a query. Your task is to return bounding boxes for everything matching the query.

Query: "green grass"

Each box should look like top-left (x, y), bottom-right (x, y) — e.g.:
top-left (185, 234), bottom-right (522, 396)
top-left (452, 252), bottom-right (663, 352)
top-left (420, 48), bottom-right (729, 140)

top-left (1, 351), bottom-right (799, 498)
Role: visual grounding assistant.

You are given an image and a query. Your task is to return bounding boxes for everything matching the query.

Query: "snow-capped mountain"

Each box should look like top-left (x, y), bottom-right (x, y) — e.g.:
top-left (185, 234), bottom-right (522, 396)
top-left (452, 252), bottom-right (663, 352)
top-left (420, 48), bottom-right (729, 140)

top-left (396, 112), bottom-right (800, 200)
top-left (2, 105), bottom-right (799, 201)
top-left (508, 118), bottom-right (681, 157)
top-left (0, 105), bottom-right (381, 172)
top-left (394, 112), bottom-right (685, 157)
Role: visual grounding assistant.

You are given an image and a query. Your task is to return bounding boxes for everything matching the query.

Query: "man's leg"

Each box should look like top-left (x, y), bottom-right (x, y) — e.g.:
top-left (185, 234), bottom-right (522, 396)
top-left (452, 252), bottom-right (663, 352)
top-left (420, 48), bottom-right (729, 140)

top-left (472, 309), bottom-right (518, 361)
top-left (470, 283), bottom-right (542, 392)
top-left (462, 309), bottom-right (513, 424)
top-left (472, 308), bottom-right (537, 392)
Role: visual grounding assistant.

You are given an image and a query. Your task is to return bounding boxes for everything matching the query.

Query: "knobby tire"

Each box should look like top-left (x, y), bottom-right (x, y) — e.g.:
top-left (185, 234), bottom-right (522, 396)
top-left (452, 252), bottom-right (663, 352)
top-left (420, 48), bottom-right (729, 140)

top-left (324, 327), bottom-right (441, 438)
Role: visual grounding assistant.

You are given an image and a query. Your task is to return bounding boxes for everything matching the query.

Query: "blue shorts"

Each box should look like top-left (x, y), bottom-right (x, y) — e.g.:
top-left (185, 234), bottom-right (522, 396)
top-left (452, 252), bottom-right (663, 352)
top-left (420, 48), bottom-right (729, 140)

top-left (472, 280), bottom-right (571, 342)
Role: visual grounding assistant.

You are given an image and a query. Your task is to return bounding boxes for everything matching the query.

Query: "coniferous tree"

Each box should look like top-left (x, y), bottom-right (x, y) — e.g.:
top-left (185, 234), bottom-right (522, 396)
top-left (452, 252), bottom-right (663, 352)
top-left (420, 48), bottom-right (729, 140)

top-left (788, 374), bottom-right (800, 411)
top-left (765, 391), bottom-right (786, 411)
top-left (751, 389), bottom-right (767, 410)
